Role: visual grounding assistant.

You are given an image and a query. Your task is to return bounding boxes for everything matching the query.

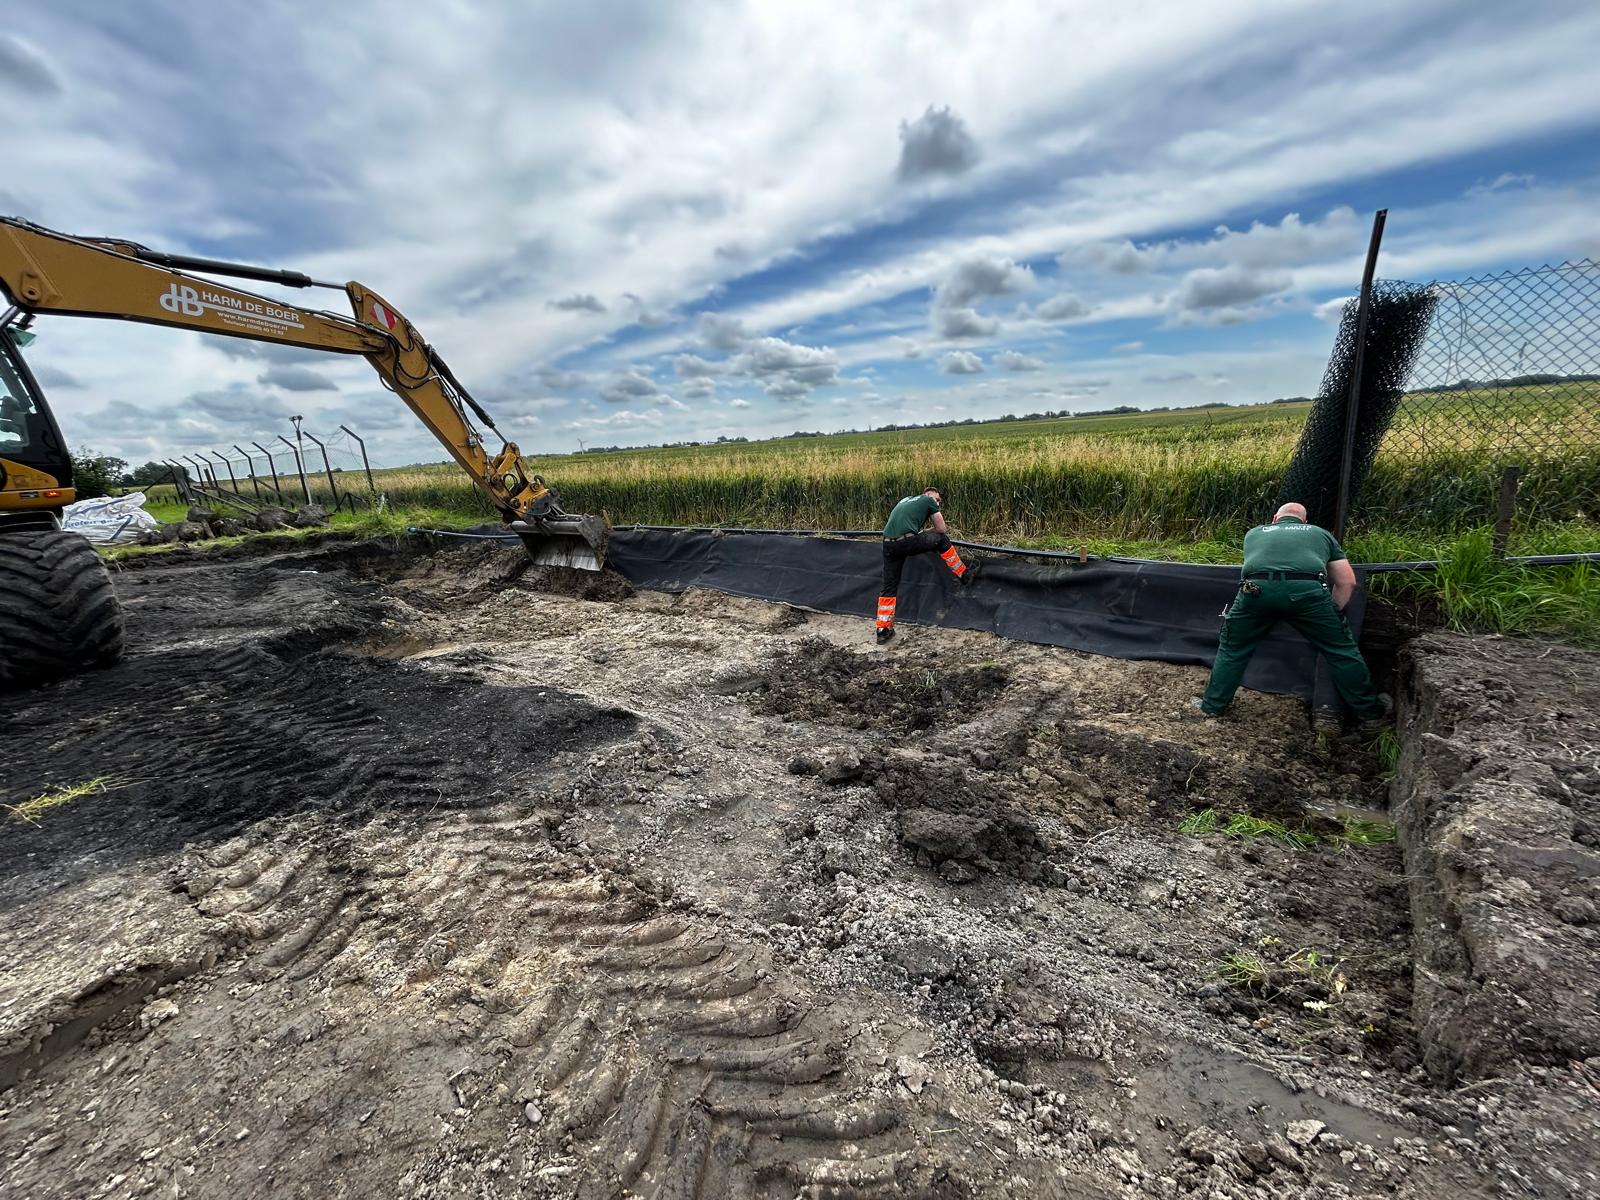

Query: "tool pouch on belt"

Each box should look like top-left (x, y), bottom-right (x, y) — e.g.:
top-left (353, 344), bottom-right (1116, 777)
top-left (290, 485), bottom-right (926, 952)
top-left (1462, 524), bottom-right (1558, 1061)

top-left (1241, 580), bottom-right (1263, 596)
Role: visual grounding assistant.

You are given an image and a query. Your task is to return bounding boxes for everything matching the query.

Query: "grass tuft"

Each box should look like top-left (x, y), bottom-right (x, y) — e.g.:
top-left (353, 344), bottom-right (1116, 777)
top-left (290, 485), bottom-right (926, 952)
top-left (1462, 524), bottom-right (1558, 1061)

top-left (1373, 727), bottom-right (1402, 778)
top-left (5, 775), bottom-right (133, 824)
top-left (1178, 807), bottom-right (1219, 835)
top-left (1215, 951), bottom-right (1269, 989)
top-left (1337, 817), bottom-right (1397, 846)
top-left (1223, 813), bottom-right (1319, 848)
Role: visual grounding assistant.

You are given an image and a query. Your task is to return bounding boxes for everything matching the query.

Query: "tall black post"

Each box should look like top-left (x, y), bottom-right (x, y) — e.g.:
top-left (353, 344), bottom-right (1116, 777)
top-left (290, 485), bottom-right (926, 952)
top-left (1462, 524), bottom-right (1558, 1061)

top-left (278, 434), bottom-right (312, 505)
top-left (181, 455), bottom-right (211, 493)
top-left (290, 414), bottom-right (312, 504)
top-left (303, 429), bottom-right (340, 507)
top-left (1334, 209), bottom-right (1387, 541)
top-left (234, 445), bottom-right (264, 499)
top-left (165, 460), bottom-right (190, 503)
top-left (339, 424), bottom-right (376, 493)
top-left (208, 450), bottom-right (242, 497)
top-left (251, 441), bottom-right (285, 504)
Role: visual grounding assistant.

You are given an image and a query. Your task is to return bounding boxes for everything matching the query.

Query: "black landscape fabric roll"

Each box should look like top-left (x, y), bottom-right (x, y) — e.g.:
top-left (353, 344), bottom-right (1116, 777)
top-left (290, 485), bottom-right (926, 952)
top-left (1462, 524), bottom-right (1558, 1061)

top-left (603, 528), bottom-right (1365, 700)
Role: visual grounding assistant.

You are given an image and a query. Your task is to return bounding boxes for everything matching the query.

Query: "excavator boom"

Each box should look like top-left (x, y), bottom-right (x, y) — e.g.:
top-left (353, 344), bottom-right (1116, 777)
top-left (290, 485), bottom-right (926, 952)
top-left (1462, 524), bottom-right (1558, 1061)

top-left (0, 216), bottom-right (604, 570)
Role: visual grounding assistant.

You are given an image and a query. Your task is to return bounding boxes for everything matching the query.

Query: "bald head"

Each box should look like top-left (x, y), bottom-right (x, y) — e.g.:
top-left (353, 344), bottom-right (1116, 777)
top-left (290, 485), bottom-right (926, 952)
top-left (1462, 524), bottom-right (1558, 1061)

top-left (1274, 502), bottom-right (1308, 522)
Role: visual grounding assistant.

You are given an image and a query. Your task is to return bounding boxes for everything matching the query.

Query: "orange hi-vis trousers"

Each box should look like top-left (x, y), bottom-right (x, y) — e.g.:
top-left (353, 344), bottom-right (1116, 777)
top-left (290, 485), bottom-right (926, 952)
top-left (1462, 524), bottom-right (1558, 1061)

top-left (878, 532), bottom-right (967, 629)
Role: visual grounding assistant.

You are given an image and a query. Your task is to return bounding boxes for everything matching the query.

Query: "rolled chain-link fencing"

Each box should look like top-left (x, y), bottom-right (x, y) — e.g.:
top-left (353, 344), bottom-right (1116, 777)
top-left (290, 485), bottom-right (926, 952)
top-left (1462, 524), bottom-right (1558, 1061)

top-left (1283, 258), bottom-right (1600, 552)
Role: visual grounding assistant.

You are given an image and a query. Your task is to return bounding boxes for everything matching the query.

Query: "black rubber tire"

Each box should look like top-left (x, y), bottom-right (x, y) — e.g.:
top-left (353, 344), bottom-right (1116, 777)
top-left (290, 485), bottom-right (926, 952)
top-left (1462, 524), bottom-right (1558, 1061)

top-left (0, 528), bottom-right (126, 690)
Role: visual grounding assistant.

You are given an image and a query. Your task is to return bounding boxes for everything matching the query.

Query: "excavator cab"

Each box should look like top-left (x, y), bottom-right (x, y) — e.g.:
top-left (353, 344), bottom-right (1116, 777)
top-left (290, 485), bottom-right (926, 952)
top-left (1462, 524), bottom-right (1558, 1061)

top-left (0, 319), bottom-right (75, 531)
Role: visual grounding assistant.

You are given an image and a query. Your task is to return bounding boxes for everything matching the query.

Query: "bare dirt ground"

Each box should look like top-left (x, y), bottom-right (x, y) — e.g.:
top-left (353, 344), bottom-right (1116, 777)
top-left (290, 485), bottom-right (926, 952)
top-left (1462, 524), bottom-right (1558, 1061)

top-left (1, 538), bottom-right (1594, 1199)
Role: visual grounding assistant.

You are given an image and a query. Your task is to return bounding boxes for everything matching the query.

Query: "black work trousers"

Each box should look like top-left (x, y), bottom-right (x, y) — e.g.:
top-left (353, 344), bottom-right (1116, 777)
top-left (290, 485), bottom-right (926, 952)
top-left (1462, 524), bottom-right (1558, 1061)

top-left (881, 531), bottom-right (951, 596)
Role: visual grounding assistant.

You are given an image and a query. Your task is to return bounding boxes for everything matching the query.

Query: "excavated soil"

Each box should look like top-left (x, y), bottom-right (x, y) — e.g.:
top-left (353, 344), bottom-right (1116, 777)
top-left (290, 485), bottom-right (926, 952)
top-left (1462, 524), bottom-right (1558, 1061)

top-left (0, 539), bottom-right (1593, 1199)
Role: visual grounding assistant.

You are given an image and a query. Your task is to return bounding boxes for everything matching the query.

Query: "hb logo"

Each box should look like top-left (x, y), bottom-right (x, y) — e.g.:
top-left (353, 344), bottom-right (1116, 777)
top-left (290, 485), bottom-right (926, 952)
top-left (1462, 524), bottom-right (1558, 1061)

top-left (159, 283), bottom-right (204, 316)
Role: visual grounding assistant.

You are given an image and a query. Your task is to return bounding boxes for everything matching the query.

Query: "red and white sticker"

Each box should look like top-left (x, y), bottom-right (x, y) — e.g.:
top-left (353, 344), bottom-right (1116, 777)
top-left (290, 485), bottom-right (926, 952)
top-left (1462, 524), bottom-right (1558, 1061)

top-left (371, 301), bottom-right (397, 330)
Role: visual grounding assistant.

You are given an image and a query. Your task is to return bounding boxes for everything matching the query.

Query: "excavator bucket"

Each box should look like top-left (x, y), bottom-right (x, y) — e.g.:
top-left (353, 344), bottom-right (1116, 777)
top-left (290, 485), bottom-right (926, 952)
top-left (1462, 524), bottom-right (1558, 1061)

top-left (509, 515), bottom-right (608, 572)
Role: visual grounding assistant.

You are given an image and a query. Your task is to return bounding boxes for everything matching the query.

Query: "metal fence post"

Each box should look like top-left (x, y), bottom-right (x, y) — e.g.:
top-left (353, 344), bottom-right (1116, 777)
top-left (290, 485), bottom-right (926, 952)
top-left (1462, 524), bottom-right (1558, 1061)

top-left (290, 415), bottom-right (313, 505)
top-left (1334, 209), bottom-right (1388, 542)
top-left (234, 445), bottom-right (264, 499)
top-left (180, 455), bottom-right (211, 493)
top-left (302, 429), bottom-right (341, 508)
top-left (165, 460), bottom-right (190, 503)
top-left (339, 424), bottom-right (376, 493)
top-left (251, 441), bottom-right (285, 504)
top-left (207, 450), bottom-right (241, 496)
top-left (278, 434), bottom-right (312, 505)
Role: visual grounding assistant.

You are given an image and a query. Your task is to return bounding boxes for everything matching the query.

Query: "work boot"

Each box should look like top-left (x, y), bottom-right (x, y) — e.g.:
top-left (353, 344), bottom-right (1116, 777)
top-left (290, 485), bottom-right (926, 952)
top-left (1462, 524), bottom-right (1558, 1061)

top-left (960, 560), bottom-right (982, 586)
top-left (1357, 693), bottom-right (1394, 736)
top-left (876, 626), bottom-right (896, 645)
top-left (1188, 698), bottom-right (1223, 719)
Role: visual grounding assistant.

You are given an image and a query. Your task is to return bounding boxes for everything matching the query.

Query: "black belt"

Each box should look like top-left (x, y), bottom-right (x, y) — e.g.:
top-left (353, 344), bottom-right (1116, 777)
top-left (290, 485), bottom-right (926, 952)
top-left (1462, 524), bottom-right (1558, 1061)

top-left (1243, 570), bottom-right (1326, 581)
top-left (884, 533), bottom-right (918, 543)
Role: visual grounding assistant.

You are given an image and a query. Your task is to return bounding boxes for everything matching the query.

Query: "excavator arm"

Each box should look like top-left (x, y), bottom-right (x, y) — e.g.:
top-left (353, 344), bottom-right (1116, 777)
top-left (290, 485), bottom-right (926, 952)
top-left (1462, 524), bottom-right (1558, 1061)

top-left (0, 216), bottom-right (604, 568)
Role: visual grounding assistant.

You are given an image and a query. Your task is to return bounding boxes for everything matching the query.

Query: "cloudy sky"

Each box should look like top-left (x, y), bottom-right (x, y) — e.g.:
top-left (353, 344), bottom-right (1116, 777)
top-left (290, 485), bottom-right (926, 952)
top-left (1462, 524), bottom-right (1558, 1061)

top-left (6, 1), bottom-right (1600, 470)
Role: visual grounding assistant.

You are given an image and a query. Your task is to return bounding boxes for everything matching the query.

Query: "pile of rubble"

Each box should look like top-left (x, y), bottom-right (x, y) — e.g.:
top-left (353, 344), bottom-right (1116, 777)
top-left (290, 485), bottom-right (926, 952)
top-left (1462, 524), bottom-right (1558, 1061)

top-left (139, 503), bottom-right (329, 544)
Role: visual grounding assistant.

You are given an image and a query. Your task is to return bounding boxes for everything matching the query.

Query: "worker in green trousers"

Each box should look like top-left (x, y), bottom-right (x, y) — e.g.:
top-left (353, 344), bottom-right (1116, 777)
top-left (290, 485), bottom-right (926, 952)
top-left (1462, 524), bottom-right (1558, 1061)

top-left (1199, 503), bottom-right (1390, 729)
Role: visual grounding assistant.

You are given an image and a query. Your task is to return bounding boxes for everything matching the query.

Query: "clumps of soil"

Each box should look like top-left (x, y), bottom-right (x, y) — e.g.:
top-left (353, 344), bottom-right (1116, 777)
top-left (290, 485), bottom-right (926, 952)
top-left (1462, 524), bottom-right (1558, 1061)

top-left (789, 746), bottom-right (1057, 882)
top-left (873, 754), bottom-right (1055, 881)
top-left (757, 637), bottom-right (1011, 732)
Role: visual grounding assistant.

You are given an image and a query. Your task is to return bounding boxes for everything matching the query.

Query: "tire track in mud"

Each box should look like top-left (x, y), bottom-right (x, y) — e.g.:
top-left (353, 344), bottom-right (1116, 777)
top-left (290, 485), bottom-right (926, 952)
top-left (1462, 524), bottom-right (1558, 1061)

top-left (480, 871), bottom-right (943, 1197)
top-left (5, 556), bottom-right (977, 1198)
top-left (171, 810), bottom-right (965, 1197)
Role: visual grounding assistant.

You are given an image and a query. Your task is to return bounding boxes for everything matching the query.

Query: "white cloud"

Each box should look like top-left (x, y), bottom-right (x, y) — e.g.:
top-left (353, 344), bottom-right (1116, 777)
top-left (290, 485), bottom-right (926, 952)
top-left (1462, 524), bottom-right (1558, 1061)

top-left (1467, 172), bottom-right (1535, 196)
top-left (1111, 341), bottom-right (1144, 354)
top-left (1170, 265), bottom-right (1292, 311)
top-left (731, 336), bottom-right (840, 395)
top-left (935, 306), bottom-right (1000, 339)
top-left (548, 293), bottom-right (606, 313)
top-left (1064, 209), bottom-right (1363, 276)
top-left (259, 364), bottom-right (338, 392)
top-left (597, 367), bottom-right (661, 404)
top-left (31, 364), bottom-right (83, 388)
top-left (729, 397), bottom-right (751, 409)
top-left (0, 34), bottom-right (62, 96)
top-left (622, 292), bottom-right (673, 328)
top-left (697, 312), bottom-right (750, 351)
top-left (995, 350), bottom-right (1044, 371)
top-left (1314, 296), bottom-right (1353, 324)
top-left (1022, 293), bottom-right (1093, 322)
top-left (935, 256), bottom-right (1034, 308)
top-left (681, 377), bottom-right (716, 399)
top-left (764, 378), bottom-right (810, 400)
top-left (938, 350), bottom-right (983, 375)
top-left (896, 106), bottom-right (979, 181)
top-left (537, 367), bottom-right (588, 390)
top-left (673, 353), bottom-right (723, 378)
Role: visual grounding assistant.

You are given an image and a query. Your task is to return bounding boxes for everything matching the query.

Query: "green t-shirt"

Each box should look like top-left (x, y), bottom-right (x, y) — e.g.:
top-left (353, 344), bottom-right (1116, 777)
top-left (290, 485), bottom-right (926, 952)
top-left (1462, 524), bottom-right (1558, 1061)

top-left (1242, 516), bottom-right (1346, 575)
top-left (884, 494), bottom-right (940, 539)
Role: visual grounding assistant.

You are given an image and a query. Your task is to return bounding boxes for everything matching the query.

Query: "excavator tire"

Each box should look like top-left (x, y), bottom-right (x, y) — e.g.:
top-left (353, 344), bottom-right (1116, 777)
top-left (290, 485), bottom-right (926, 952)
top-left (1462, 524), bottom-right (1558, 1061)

top-left (0, 527), bottom-right (125, 690)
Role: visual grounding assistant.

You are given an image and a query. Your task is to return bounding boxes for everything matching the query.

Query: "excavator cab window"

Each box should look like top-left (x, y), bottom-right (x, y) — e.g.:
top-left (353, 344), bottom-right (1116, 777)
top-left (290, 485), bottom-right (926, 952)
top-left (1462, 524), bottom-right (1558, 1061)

top-left (0, 329), bottom-right (70, 479)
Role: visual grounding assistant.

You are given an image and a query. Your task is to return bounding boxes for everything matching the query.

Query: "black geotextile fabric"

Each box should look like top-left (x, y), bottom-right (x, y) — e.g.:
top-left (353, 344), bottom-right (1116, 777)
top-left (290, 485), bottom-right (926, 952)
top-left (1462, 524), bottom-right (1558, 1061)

top-left (604, 528), bottom-right (1367, 700)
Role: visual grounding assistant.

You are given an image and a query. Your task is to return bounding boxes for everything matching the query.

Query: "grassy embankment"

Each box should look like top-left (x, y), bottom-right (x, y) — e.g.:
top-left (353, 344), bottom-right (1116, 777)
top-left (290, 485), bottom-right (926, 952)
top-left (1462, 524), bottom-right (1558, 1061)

top-left (129, 389), bottom-right (1600, 643)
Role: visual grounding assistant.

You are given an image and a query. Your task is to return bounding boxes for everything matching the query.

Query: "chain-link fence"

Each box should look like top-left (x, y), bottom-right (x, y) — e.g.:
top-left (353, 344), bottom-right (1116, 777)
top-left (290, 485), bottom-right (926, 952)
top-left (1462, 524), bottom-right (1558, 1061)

top-left (1349, 259), bottom-right (1600, 546)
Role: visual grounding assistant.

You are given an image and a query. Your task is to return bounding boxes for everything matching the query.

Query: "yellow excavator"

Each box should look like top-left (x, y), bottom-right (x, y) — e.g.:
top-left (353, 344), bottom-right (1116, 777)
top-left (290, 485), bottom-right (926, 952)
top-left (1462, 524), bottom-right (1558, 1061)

top-left (0, 216), bottom-right (605, 688)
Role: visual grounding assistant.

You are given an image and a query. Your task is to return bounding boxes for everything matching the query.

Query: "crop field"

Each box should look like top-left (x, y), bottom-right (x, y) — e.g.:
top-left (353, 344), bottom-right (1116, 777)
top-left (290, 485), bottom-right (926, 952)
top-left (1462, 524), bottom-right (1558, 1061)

top-left (264, 386), bottom-right (1597, 544)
